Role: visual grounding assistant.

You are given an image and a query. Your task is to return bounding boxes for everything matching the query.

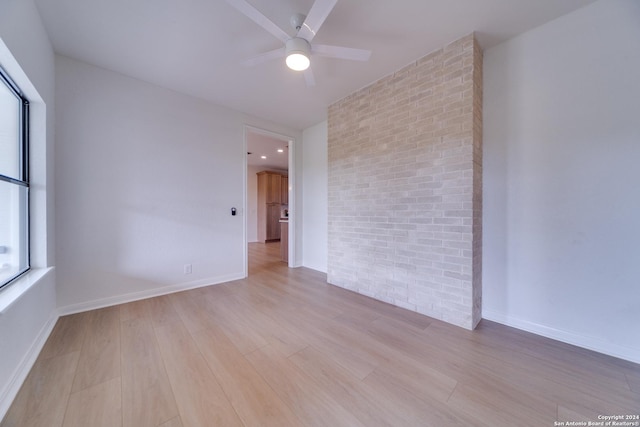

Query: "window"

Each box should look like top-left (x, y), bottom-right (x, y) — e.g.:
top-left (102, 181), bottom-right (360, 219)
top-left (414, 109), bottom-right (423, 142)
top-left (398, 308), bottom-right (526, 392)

top-left (0, 67), bottom-right (29, 289)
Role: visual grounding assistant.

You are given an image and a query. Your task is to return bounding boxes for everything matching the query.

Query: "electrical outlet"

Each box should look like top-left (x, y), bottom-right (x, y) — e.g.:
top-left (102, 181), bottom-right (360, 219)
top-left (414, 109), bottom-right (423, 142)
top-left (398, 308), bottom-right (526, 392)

top-left (184, 264), bottom-right (192, 274)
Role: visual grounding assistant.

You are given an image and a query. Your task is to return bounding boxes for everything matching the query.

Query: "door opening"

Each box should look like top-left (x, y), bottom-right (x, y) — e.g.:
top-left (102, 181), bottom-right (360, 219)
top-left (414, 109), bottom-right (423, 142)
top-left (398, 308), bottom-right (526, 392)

top-left (244, 126), bottom-right (295, 276)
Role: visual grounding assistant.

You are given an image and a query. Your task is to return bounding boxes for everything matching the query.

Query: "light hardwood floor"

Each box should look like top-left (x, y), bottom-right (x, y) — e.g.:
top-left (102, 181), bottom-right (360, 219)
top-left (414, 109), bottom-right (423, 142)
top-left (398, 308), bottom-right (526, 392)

top-left (2, 242), bottom-right (639, 426)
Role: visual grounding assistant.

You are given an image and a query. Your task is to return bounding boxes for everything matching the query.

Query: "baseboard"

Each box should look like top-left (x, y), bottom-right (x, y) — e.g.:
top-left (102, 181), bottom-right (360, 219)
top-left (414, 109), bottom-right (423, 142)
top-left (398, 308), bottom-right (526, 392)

top-left (301, 263), bottom-right (327, 274)
top-left (482, 310), bottom-right (640, 364)
top-left (0, 311), bottom-right (58, 420)
top-left (57, 272), bottom-right (245, 316)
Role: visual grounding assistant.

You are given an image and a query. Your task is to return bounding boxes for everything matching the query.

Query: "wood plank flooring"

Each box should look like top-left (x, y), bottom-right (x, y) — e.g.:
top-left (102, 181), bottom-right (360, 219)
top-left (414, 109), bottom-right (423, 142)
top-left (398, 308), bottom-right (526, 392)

top-left (2, 242), bottom-right (639, 426)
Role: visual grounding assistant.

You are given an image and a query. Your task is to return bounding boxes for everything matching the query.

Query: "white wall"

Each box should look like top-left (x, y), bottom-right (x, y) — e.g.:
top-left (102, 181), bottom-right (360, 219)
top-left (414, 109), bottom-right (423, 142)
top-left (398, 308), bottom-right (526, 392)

top-left (0, 0), bottom-right (57, 418)
top-left (301, 121), bottom-right (328, 273)
top-left (483, 0), bottom-right (640, 363)
top-left (55, 56), bottom-right (301, 312)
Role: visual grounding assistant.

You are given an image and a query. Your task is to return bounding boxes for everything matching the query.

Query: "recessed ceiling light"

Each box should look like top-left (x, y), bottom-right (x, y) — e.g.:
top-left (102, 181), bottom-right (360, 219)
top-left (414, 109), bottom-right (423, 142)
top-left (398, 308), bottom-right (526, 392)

top-left (261, 155), bottom-right (267, 159)
top-left (277, 149), bottom-right (284, 153)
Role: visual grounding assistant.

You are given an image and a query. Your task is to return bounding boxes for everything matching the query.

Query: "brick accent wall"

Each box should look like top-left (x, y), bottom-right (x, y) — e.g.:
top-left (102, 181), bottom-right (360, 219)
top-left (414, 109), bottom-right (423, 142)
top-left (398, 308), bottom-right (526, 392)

top-left (327, 34), bottom-right (483, 330)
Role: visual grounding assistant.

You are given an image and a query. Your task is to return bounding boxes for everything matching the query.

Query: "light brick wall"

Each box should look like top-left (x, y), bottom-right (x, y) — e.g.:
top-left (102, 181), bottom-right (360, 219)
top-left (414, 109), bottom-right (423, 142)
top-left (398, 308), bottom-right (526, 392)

top-left (327, 34), bottom-right (482, 330)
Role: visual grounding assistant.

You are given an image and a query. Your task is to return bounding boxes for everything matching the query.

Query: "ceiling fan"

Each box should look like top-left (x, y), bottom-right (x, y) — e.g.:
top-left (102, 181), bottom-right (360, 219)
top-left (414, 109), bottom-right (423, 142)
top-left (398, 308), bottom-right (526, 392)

top-left (224, 0), bottom-right (371, 86)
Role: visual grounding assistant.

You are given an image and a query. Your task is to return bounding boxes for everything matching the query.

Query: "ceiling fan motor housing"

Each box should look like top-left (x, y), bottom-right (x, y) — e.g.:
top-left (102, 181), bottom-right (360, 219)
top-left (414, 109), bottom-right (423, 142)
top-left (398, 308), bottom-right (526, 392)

top-left (286, 37), bottom-right (311, 55)
top-left (290, 13), bottom-right (306, 31)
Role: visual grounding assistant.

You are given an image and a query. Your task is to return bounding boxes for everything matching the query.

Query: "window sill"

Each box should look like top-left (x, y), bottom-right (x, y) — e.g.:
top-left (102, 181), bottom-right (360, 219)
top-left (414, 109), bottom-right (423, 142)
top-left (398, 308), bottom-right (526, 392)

top-left (0, 267), bottom-right (54, 315)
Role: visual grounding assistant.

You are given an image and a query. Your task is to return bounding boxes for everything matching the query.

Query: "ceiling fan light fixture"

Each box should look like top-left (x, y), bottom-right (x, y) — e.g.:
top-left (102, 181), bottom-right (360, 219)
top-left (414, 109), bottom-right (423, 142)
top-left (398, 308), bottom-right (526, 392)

top-left (285, 37), bottom-right (311, 71)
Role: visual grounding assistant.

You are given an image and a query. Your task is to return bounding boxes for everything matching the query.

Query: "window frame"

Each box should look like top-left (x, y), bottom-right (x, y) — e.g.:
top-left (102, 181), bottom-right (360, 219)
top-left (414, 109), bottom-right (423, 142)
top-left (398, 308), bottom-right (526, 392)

top-left (0, 65), bottom-right (30, 290)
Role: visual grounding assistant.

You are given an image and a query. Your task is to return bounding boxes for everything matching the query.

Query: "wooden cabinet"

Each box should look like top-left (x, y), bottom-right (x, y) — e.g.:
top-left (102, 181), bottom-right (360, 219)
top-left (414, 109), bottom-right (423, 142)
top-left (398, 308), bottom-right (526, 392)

top-left (257, 171), bottom-right (287, 243)
top-left (281, 176), bottom-right (288, 205)
top-left (267, 173), bottom-right (282, 204)
top-left (257, 170), bottom-right (282, 203)
top-left (266, 205), bottom-right (281, 241)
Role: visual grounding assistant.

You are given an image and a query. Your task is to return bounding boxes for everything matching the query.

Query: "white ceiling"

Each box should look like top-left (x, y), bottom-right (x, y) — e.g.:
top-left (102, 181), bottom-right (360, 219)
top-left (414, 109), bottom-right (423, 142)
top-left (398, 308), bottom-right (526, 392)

top-left (34, 0), bottom-right (596, 130)
top-left (247, 130), bottom-right (289, 170)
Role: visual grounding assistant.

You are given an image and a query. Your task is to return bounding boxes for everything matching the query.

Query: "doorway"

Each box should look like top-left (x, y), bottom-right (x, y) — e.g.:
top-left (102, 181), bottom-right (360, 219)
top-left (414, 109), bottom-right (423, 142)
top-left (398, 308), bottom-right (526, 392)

top-left (244, 126), bottom-right (295, 276)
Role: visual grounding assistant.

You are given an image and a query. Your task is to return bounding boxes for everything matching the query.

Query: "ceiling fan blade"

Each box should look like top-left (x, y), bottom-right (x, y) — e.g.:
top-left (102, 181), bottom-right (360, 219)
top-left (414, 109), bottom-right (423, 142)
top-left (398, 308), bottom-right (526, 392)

top-left (296, 0), bottom-right (338, 42)
top-left (312, 44), bottom-right (372, 61)
top-left (304, 68), bottom-right (316, 87)
top-left (224, 0), bottom-right (290, 43)
top-left (242, 48), bottom-right (285, 67)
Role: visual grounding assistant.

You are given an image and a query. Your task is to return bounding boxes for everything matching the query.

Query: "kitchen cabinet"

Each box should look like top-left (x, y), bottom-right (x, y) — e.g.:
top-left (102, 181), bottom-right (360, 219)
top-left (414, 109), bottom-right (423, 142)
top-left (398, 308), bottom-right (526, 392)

top-left (267, 173), bottom-right (282, 204)
top-left (266, 205), bottom-right (281, 241)
top-left (281, 176), bottom-right (288, 205)
top-left (257, 171), bottom-right (287, 243)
